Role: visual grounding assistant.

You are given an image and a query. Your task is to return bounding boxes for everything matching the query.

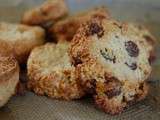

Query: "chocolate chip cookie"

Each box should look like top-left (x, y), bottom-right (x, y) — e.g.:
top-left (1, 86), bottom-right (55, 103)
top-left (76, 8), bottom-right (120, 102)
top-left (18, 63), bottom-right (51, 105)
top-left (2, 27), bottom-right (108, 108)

top-left (70, 18), bottom-right (155, 114)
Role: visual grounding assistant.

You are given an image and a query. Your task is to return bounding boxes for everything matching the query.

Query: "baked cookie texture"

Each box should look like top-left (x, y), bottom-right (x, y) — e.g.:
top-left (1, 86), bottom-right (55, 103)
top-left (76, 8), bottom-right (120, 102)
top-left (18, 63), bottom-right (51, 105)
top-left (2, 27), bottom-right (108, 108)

top-left (126, 23), bottom-right (156, 64)
top-left (0, 22), bottom-right (45, 64)
top-left (27, 42), bottom-right (84, 100)
top-left (49, 7), bottom-right (110, 42)
top-left (70, 18), bottom-right (155, 114)
top-left (94, 81), bottom-right (149, 114)
top-left (22, 0), bottom-right (68, 26)
top-left (0, 47), bottom-right (19, 107)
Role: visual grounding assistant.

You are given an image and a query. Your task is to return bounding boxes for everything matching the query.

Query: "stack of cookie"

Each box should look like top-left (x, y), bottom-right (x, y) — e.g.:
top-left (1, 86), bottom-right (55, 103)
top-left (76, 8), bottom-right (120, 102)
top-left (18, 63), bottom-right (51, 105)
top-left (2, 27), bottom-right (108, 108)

top-left (0, 0), bottom-right (156, 115)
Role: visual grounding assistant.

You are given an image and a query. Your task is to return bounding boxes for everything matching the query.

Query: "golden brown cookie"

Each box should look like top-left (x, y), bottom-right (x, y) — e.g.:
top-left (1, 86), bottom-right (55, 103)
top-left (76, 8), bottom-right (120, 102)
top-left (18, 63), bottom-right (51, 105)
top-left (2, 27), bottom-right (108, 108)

top-left (27, 42), bottom-right (84, 100)
top-left (0, 22), bottom-right (45, 64)
top-left (22, 0), bottom-right (68, 26)
top-left (70, 18), bottom-right (155, 114)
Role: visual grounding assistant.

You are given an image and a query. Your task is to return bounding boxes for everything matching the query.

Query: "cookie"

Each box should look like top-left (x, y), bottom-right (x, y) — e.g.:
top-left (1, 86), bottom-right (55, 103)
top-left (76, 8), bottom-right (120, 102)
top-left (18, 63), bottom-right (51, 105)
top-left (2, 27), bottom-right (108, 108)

top-left (49, 7), bottom-right (110, 42)
top-left (70, 18), bottom-right (154, 114)
top-left (0, 46), bottom-right (19, 107)
top-left (0, 22), bottom-right (45, 64)
top-left (27, 42), bottom-right (84, 100)
top-left (22, 0), bottom-right (68, 26)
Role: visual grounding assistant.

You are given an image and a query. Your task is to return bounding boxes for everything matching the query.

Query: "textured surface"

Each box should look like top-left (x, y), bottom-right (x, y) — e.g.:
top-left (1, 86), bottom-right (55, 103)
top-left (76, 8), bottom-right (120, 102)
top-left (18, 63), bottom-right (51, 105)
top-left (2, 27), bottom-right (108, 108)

top-left (0, 51), bottom-right (19, 108)
top-left (70, 18), bottom-right (153, 114)
top-left (0, 22), bottom-right (45, 64)
top-left (0, 0), bottom-right (159, 120)
top-left (27, 43), bottom-right (84, 100)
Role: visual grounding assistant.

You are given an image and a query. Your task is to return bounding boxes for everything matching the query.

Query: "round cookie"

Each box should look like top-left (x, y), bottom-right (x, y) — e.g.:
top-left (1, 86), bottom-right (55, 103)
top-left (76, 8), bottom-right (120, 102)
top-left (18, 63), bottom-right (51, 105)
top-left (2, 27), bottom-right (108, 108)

top-left (22, 0), bottom-right (68, 26)
top-left (0, 22), bottom-right (45, 64)
top-left (49, 7), bottom-right (110, 42)
top-left (0, 45), bottom-right (19, 107)
top-left (70, 18), bottom-right (154, 114)
top-left (27, 42), bottom-right (84, 100)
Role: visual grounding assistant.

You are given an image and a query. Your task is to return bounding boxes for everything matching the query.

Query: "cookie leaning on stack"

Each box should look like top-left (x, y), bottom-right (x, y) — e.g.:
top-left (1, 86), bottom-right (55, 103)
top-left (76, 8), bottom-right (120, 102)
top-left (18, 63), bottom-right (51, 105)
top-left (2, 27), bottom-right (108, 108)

top-left (49, 7), bottom-right (110, 42)
top-left (70, 18), bottom-right (155, 114)
top-left (27, 42), bottom-right (85, 100)
top-left (0, 22), bottom-right (45, 64)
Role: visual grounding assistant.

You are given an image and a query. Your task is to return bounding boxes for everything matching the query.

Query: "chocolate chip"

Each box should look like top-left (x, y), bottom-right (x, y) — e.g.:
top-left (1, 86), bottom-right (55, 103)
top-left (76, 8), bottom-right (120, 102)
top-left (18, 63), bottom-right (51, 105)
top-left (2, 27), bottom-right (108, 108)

top-left (86, 22), bottom-right (104, 38)
top-left (104, 75), bottom-right (118, 83)
top-left (73, 57), bottom-right (82, 66)
top-left (103, 77), bottom-right (122, 99)
top-left (100, 49), bottom-right (116, 63)
top-left (40, 8), bottom-right (48, 16)
top-left (125, 62), bottom-right (137, 70)
top-left (119, 26), bottom-right (122, 29)
top-left (115, 35), bottom-right (119, 38)
top-left (143, 35), bottom-right (155, 46)
top-left (85, 79), bottom-right (96, 94)
top-left (105, 88), bottom-right (121, 99)
top-left (89, 79), bottom-right (96, 93)
top-left (125, 41), bottom-right (139, 57)
top-left (122, 95), bottom-right (127, 103)
top-left (139, 83), bottom-right (144, 90)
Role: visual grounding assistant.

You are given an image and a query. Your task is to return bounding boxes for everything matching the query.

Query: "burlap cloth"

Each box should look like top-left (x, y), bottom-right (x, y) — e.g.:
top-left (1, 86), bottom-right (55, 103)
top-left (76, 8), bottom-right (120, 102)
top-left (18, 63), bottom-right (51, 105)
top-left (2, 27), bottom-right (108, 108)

top-left (0, 0), bottom-right (159, 120)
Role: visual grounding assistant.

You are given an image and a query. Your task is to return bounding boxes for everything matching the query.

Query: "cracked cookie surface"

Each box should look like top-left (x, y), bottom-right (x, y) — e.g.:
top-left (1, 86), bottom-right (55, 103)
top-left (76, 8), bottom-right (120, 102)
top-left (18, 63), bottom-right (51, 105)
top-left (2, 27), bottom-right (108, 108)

top-left (70, 18), bottom-right (154, 114)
